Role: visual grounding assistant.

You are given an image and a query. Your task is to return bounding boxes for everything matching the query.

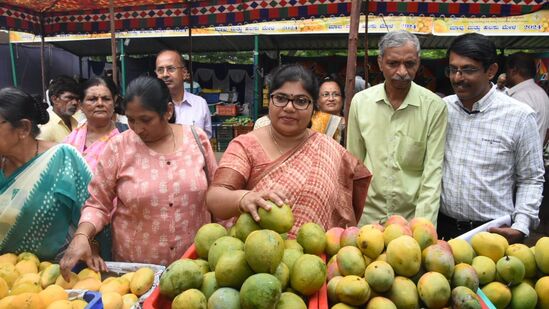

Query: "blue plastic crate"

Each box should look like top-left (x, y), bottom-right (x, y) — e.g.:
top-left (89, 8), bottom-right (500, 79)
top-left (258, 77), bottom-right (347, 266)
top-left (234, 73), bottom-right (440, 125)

top-left (202, 93), bottom-right (220, 104)
top-left (84, 291), bottom-right (103, 309)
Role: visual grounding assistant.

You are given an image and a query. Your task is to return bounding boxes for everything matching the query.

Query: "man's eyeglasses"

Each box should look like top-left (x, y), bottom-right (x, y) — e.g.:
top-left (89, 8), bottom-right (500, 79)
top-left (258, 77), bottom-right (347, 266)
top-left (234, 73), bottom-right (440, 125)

top-left (320, 92), bottom-right (342, 99)
top-left (155, 66), bottom-right (185, 74)
top-left (270, 94), bottom-right (312, 110)
top-left (445, 66), bottom-right (482, 77)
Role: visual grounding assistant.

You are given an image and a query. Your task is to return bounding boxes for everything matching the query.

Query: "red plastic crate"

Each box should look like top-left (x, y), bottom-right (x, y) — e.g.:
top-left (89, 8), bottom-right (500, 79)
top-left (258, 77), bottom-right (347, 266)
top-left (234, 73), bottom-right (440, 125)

top-left (216, 104), bottom-right (238, 116)
top-left (143, 244), bottom-right (327, 309)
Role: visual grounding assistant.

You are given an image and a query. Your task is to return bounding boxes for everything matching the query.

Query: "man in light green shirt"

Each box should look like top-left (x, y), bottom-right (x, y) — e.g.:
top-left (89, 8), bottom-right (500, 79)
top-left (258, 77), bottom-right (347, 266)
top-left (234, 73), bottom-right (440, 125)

top-left (347, 30), bottom-right (448, 226)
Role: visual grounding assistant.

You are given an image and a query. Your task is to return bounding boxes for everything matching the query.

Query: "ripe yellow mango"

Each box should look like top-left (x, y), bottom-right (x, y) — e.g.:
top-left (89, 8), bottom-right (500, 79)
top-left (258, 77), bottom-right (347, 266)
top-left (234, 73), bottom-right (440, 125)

top-left (535, 237), bottom-right (549, 274)
top-left (102, 292), bottom-right (123, 309)
top-left (16, 253), bottom-right (40, 268)
top-left (14, 260), bottom-right (38, 275)
top-left (46, 300), bottom-right (72, 309)
top-left (39, 284), bottom-right (68, 307)
top-left (71, 299), bottom-right (88, 309)
top-left (535, 276), bottom-right (549, 309)
top-left (40, 264), bottom-right (60, 288)
top-left (10, 292), bottom-right (44, 309)
top-left (0, 254), bottom-right (17, 266)
top-left (10, 281), bottom-right (42, 295)
top-left (482, 282), bottom-right (511, 309)
top-left (13, 273), bottom-right (40, 287)
top-left (122, 293), bottom-right (138, 309)
top-left (0, 295), bottom-right (16, 309)
top-left (54, 272), bottom-right (78, 289)
top-left (121, 272), bottom-right (134, 283)
top-left (386, 236), bottom-right (421, 277)
top-left (130, 267), bottom-right (155, 296)
top-left (73, 278), bottom-right (102, 291)
top-left (38, 262), bottom-right (52, 273)
top-left (357, 226), bottom-right (384, 260)
top-left (100, 277), bottom-right (130, 296)
top-left (448, 238), bottom-right (475, 265)
top-left (506, 243), bottom-right (537, 278)
top-left (471, 232), bottom-right (508, 263)
top-left (0, 277), bottom-right (8, 300)
top-left (77, 268), bottom-right (101, 281)
top-left (0, 263), bottom-right (19, 288)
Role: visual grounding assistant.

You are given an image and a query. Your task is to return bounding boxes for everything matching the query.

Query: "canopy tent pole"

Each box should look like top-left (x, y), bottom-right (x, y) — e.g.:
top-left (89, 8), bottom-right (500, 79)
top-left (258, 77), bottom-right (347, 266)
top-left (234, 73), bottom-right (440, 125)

top-left (78, 56), bottom-right (83, 79)
top-left (253, 35), bottom-right (260, 121)
top-left (40, 18), bottom-right (47, 100)
top-left (343, 0), bottom-right (362, 124)
top-left (8, 31), bottom-right (17, 87)
top-left (363, 0), bottom-right (369, 84)
top-left (109, 0), bottom-right (118, 86)
top-left (119, 39), bottom-right (126, 95)
top-left (187, 1), bottom-right (194, 93)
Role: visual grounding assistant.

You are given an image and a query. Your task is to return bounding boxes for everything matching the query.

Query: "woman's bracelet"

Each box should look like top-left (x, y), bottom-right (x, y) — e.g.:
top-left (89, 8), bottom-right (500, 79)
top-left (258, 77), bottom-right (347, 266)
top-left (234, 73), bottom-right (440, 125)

top-left (237, 191), bottom-right (252, 213)
top-left (74, 232), bottom-right (99, 247)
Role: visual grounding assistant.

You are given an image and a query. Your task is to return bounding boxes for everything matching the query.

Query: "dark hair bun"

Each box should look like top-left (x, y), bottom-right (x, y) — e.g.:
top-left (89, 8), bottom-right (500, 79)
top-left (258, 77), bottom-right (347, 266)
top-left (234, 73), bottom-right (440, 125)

top-left (33, 97), bottom-right (50, 125)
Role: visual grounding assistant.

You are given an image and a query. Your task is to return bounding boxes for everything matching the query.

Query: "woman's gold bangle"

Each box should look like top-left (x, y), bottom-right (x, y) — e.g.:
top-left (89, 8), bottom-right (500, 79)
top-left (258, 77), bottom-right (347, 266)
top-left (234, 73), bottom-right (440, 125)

top-left (237, 191), bottom-right (252, 213)
top-left (74, 232), bottom-right (98, 247)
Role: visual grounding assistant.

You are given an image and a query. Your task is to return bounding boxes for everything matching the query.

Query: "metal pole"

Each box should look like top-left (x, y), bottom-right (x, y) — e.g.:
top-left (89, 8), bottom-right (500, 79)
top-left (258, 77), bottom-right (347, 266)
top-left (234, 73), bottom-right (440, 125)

top-left (253, 35), bottom-right (260, 121)
top-left (344, 0), bottom-right (362, 124)
top-left (119, 39), bottom-right (126, 95)
top-left (188, 26), bottom-right (193, 93)
top-left (40, 18), bottom-right (47, 100)
top-left (78, 56), bottom-right (83, 79)
top-left (186, 1), bottom-right (194, 93)
top-left (8, 31), bottom-right (18, 87)
top-left (109, 0), bottom-right (118, 86)
top-left (363, 0), bottom-right (369, 84)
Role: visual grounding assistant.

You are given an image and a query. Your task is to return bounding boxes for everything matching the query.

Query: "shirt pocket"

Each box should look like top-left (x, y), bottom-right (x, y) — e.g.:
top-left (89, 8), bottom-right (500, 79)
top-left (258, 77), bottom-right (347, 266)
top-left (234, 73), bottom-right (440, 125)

top-left (396, 135), bottom-right (426, 172)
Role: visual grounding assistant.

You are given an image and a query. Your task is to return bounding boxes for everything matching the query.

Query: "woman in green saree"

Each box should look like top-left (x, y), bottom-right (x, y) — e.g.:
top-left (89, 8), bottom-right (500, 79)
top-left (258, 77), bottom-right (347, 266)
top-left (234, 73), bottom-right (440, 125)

top-left (0, 87), bottom-right (101, 264)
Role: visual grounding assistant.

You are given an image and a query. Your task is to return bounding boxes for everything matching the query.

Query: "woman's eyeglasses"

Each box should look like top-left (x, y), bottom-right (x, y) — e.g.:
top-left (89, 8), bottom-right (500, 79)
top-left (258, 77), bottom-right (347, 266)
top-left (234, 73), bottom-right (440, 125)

top-left (320, 92), bottom-right (342, 98)
top-left (270, 94), bottom-right (312, 110)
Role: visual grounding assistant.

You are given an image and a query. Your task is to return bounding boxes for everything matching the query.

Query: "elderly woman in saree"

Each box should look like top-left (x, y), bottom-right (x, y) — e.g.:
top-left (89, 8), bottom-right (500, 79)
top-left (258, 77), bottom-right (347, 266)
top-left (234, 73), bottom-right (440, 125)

top-left (311, 75), bottom-right (346, 144)
top-left (207, 64), bottom-right (372, 235)
top-left (64, 76), bottom-right (123, 171)
top-left (0, 87), bottom-right (102, 262)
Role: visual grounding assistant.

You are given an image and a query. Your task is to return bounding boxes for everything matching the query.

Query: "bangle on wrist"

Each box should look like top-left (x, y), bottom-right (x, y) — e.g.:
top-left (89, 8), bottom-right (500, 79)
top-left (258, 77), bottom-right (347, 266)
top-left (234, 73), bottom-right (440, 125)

top-left (74, 232), bottom-right (98, 247)
top-left (237, 191), bottom-right (252, 213)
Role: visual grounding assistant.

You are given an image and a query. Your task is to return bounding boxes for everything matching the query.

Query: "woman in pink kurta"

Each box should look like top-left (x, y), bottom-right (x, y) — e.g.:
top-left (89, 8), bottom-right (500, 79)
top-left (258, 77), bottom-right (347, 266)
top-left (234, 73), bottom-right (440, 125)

top-left (60, 76), bottom-right (216, 274)
top-left (64, 77), bottom-right (122, 171)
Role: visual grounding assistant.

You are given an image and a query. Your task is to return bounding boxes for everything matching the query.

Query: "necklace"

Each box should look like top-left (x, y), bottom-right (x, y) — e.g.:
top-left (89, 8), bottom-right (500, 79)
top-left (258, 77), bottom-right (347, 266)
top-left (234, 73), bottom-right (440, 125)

top-left (270, 126), bottom-right (284, 155)
top-left (269, 126), bottom-right (308, 155)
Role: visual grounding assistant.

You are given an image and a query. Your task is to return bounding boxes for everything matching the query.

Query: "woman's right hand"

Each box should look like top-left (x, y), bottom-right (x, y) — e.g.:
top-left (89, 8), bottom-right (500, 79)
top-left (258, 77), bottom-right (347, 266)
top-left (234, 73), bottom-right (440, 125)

top-left (238, 190), bottom-right (289, 222)
top-left (59, 234), bottom-right (96, 281)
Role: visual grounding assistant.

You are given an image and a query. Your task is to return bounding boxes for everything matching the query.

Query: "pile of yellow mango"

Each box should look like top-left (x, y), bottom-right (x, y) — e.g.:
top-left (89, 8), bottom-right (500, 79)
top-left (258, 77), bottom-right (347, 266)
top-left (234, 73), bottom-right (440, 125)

top-left (0, 252), bottom-right (155, 309)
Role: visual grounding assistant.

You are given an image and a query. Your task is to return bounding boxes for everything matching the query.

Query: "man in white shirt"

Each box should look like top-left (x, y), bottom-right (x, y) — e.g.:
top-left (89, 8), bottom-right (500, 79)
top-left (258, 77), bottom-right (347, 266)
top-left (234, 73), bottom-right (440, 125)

top-left (506, 52), bottom-right (549, 146)
top-left (495, 73), bottom-right (509, 94)
top-left (439, 33), bottom-right (544, 243)
top-left (155, 50), bottom-right (212, 138)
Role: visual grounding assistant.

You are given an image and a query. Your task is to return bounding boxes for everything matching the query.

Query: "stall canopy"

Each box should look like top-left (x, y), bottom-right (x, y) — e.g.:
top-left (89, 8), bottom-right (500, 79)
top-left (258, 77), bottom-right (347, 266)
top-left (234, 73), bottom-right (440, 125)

top-left (1, 0), bottom-right (547, 36)
top-left (8, 11), bottom-right (549, 55)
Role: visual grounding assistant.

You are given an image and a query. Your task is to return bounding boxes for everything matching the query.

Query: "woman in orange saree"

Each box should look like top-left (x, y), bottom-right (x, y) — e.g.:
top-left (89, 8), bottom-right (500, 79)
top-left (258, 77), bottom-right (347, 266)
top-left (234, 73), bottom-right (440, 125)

top-left (207, 64), bottom-right (371, 235)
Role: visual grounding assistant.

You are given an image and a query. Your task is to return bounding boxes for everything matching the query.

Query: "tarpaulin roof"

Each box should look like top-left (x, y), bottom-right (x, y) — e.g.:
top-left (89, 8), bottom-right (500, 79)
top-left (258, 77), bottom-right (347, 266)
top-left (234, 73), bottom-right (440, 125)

top-left (1, 0), bottom-right (547, 36)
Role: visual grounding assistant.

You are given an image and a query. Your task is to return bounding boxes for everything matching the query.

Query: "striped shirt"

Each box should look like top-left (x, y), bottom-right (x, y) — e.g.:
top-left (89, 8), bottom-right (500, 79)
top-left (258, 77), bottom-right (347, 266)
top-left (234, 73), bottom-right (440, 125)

top-left (440, 87), bottom-right (544, 236)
